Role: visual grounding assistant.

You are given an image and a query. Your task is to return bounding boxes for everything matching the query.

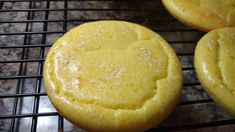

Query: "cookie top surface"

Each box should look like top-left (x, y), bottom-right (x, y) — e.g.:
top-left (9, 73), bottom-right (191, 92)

top-left (44, 21), bottom-right (182, 131)
top-left (195, 27), bottom-right (235, 115)
top-left (162, 0), bottom-right (235, 32)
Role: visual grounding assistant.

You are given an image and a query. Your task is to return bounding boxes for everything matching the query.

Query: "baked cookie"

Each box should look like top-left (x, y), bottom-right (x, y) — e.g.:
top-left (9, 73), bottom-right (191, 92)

top-left (162, 0), bottom-right (235, 32)
top-left (44, 21), bottom-right (182, 131)
top-left (195, 27), bottom-right (235, 116)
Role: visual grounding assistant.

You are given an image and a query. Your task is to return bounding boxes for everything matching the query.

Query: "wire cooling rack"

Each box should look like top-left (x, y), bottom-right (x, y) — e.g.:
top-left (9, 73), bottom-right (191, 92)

top-left (0, 0), bottom-right (235, 131)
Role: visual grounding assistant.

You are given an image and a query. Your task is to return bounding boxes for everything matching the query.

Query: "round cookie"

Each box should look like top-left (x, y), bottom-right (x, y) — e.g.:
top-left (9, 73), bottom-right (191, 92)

top-left (195, 27), bottom-right (235, 116)
top-left (162, 0), bottom-right (235, 32)
top-left (44, 21), bottom-right (182, 131)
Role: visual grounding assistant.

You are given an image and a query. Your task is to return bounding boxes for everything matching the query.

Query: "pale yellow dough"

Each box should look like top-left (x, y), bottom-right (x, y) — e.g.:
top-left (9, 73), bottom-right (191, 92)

top-left (162, 0), bottom-right (235, 32)
top-left (44, 21), bottom-right (182, 131)
top-left (195, 27), bottom-right (235, 116)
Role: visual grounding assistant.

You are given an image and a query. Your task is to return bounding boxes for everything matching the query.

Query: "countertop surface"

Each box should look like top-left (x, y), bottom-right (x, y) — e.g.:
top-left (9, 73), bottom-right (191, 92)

top-left (0, 1), bottom-right (234, 132)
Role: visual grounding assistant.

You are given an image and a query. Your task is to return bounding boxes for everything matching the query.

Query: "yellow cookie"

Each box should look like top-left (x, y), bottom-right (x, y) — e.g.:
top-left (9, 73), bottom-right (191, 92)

top-left (44, 21), bottom-right (182, 131)
top-left (195, 27), bottom-right (235, 116)
top-left (162, 0), bottom-right (235, 32)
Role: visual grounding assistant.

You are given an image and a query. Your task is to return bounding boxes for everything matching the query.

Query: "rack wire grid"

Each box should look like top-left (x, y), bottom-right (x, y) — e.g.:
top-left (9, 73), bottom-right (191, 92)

top-left (0, 0), bottom-right (235, 132)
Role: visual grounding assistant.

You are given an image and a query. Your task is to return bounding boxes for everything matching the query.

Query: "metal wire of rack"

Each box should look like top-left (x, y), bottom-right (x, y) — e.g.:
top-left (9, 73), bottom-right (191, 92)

top-left (0, 0), bottom-right (235, 132)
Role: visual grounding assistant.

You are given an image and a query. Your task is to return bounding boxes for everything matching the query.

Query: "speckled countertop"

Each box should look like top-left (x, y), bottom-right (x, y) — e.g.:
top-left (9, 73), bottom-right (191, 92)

top-left (0, 1), bottom-right (234, 132)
